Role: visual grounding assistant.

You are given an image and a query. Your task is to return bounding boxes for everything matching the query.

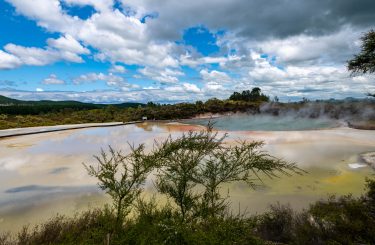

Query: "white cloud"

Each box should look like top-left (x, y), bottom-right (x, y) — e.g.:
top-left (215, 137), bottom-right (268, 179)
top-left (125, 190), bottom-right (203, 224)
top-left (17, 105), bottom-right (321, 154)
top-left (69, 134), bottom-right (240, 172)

top-left (42, 74), bottom-right (66, 85)
top-left (1, 35), bottom-right (89, 68)
top-left (139, 67), bottom-right (184, 84)
top-left (6, 0), bottom-right (80, 33)
top-left (204, 82), bottom-right (224, 91)
top-left (200, 69), bottom-right (231, 84)
top-left (183, 83), bottom-right (201, 93)
top-left (4, 44), bottom-right (57, 66)
top-left (0, 50), bottom-right (21, 69)
top-left (109, 64), bottom-right (126, 73)
top-left (47, 35), bottom-right (89, 55)
top-left (36, 88), bottom-right (44, 92)
top-left (180, 53), bottom-right (228, 67)
top-left (5, 0), bottom-right (180, 70)
top-left (3, 0), bottom-right (375, 101)
top-left (73, 72), bottom-right (139, 90)
top-left (258, 26), bottom-right (361, 64)
top-left (165, 83), bottom-right (201, 93)
top-left (73, 72), bottom-right (120, 85)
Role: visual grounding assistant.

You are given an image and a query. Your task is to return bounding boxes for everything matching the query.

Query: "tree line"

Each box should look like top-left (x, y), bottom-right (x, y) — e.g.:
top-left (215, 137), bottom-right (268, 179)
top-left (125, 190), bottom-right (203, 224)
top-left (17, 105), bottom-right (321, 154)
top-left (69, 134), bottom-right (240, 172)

top-left (0, 88), bottom-right (269, 129)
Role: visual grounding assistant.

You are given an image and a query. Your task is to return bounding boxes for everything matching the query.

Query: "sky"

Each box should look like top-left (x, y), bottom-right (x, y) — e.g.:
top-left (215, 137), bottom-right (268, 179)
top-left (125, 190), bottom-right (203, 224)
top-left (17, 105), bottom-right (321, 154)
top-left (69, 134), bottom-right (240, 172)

top-left (0, 0), bottom-right (374, 103)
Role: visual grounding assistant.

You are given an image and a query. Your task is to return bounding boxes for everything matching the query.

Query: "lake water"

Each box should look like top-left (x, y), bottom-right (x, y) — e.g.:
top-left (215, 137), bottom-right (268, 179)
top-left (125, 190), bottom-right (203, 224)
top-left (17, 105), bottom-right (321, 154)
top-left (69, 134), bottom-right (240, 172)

top-left (0, 120), bottom-right (374, 232)
top-left (184, 114), bottom-right (340, 131)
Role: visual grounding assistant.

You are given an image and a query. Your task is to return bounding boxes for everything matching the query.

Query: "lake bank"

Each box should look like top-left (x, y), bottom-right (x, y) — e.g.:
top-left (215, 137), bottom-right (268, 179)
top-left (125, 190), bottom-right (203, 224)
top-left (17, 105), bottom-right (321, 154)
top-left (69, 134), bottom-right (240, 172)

top-left (0, 122), bottom-right (132, 139)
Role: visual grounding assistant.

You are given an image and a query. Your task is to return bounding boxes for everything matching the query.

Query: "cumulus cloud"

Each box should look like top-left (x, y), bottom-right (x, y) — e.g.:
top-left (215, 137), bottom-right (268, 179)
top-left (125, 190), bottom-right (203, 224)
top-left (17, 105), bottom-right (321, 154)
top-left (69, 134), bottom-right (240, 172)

top-left (0, 35), bottom-right (89, 69)
top-left (2, 0), bottom-right (375, 101)
top-left (165, 83), bottom-right (201, 93)
top-left (6, 0), bottom-right (80, 33)
top-left (139, 67), bottom-right (184, 84)
top-left (0, 50), bottom-right (21, 69)
top-left (42, 74), bottom-right (66, 85)
top-left (109, 64), bottom-right (127, 73)
top-left (73, 72), bottom-right (139, 90)
top-left (240, 52), bottom-right (375, 100)
top-left (47, 35), bottom-right (89, 55)
top-left (4, 44), bottom-right (60, 66)
top-left (257, 26), bottom-right (362, 65)
top-left (180, 53), bottom-right (228, 67)
top-left (5, 0), bottom-right (179, 70)
top-left (200, 69), bottom-right (231, 84)
top-left (123, 0), bottom-right (375, 40)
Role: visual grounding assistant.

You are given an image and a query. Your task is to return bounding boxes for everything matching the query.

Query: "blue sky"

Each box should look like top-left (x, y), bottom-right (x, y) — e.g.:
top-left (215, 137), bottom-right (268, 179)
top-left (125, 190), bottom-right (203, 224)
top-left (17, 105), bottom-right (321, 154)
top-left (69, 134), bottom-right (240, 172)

top-left (0, 0), bottom-right (374, 103)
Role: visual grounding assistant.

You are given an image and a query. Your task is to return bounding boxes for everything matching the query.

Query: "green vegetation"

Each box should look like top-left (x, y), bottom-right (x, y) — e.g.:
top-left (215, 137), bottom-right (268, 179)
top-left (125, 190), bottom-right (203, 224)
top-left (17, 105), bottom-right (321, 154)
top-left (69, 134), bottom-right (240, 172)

top-left (348, 29), bottom-right (375, 97)
top-left (2, 180), bottom-right (375, 244)
top-left (256, 178), bottom-right (375, 244)
top-left (0, 89), bottom-right (268, 130)
top-left (152, 124), bottom-right (300, 223)
top-left (229, 87), bottom-right (270, 102)
top-left (84, 145), bottom-right (156, 228)
top-left (348, 30), bottom-right (375, 75)
top-left (0, 95), bottom-right (144, 115)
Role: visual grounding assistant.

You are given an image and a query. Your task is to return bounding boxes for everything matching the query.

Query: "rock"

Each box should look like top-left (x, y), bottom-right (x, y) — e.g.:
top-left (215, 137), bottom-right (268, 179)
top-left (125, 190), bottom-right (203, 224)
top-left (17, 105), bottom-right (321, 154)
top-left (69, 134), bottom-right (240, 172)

top-left (360, 152), bottom-right (375, 170)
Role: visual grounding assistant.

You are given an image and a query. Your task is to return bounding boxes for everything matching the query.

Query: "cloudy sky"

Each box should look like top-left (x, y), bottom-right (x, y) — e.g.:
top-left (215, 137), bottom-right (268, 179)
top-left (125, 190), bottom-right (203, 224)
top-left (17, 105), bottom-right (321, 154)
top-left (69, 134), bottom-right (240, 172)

top-left (0, 0), bottom-right (374, 103)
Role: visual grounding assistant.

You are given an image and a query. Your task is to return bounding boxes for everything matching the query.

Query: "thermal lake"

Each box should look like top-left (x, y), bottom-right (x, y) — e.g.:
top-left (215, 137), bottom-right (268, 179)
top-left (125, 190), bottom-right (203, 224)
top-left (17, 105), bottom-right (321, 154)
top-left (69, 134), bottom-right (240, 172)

top-left (0, 118), bottom-right (374, 232)
top-left (184, 114), bottom-right (341, 131)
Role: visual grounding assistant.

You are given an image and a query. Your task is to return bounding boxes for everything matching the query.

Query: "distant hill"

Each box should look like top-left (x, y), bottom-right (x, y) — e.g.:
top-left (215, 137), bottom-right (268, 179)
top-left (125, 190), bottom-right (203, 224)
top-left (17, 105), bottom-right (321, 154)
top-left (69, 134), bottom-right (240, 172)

top-left (0, 95), bottom-right (144, 115)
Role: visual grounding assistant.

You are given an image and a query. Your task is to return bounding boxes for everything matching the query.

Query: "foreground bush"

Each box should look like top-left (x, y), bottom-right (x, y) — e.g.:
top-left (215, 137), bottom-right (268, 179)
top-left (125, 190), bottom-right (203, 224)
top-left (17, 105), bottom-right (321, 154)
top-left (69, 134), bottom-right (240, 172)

top-left (1, 179), bottom-right (374, 244)
top-left (256, 178), bottom-right (375, 245)
top-left (0, 204), bottom-right (265, 245)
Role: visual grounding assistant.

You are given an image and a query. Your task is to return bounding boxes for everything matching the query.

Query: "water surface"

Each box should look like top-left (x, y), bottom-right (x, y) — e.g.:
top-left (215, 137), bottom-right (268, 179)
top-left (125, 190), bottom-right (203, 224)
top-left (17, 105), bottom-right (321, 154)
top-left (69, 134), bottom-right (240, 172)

top-left (0, 122), bottom-right (374, 232)
top-left (184, 114), bottom-right (340, 131)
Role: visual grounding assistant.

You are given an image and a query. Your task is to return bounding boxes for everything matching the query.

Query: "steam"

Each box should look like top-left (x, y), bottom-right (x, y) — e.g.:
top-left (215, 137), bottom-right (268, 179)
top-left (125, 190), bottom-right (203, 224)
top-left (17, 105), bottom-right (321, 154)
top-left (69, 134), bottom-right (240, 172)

top-left (259, 99), bottom-right (375, 122)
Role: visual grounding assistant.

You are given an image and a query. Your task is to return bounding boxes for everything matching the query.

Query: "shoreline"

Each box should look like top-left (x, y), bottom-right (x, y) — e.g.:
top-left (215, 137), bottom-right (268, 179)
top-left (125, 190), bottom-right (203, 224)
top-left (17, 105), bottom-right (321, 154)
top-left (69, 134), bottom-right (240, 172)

top-left (0, 122), bottom-right (137, 139)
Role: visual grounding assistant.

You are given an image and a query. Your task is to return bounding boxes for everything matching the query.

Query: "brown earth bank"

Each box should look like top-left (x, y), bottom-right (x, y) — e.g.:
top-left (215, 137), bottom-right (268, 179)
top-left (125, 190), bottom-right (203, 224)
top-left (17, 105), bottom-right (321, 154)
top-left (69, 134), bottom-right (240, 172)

top-left (347, 120), bottom-right (375, 130)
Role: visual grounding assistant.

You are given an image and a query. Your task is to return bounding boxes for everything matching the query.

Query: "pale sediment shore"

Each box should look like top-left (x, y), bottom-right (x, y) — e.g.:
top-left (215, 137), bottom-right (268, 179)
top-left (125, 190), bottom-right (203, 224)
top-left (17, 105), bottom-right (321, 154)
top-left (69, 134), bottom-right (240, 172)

top-left (0, 121), bottom-right (140, 139)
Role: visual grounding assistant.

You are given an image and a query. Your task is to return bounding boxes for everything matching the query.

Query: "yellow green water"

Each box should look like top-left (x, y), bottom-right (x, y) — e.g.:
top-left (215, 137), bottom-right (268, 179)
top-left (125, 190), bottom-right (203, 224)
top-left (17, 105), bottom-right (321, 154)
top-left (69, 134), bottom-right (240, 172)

top-left (0, 122), bottom-right (374, 232)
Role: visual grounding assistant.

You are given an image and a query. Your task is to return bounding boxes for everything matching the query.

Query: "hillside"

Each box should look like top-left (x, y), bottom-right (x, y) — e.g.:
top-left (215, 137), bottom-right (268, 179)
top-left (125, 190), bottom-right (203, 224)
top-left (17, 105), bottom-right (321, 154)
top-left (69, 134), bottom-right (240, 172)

top-left (0, 95), bottom-right (144, 115)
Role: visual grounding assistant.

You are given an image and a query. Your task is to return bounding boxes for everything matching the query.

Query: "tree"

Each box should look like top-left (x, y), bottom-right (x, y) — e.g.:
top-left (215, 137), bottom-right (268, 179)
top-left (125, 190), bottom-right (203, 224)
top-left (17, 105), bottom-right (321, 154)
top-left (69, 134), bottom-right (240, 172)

top-left (229, 88), bottom-right (270, 102)
top-left (84, 145), bottom-right (157, 228)
top-left (251, 87), bottom-right (262, 98)
top-left (348, 30), bottom-right (375, 74)
top-left (155, 127), bottom-right (223, 221)
top-left (155, 124), bottom-right (302, 221)
top-left (348, 30), bottom-right (375, 97)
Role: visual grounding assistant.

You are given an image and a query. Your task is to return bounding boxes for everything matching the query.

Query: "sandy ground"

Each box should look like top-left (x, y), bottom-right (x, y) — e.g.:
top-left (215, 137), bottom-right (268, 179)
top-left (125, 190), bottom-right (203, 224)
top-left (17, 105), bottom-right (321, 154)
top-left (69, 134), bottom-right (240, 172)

top-left (0, 122), bottom-right (374, 233)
